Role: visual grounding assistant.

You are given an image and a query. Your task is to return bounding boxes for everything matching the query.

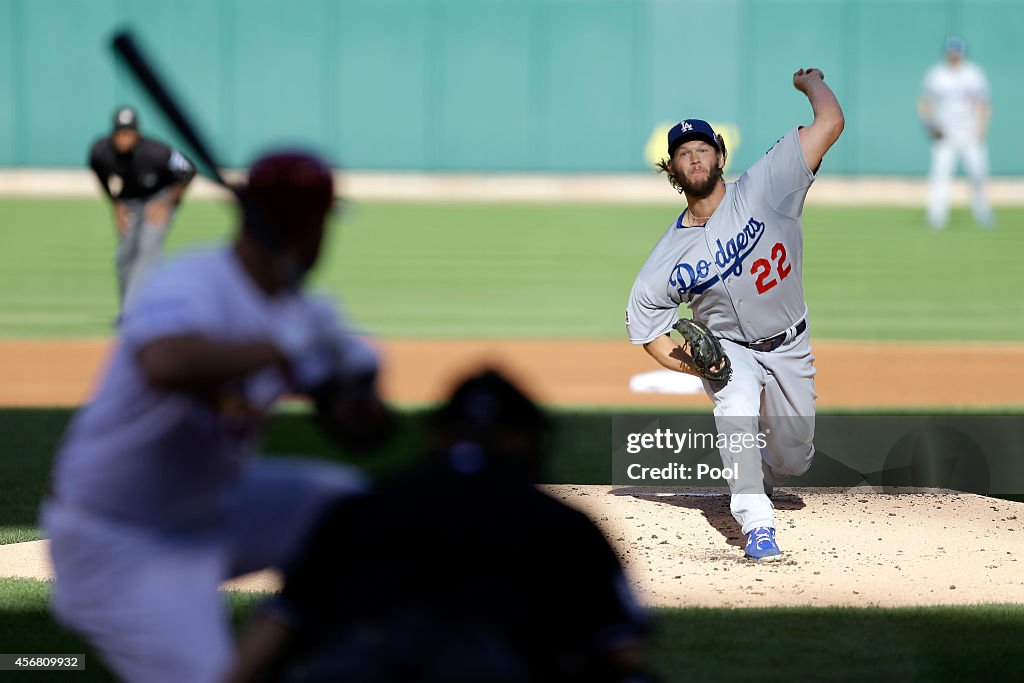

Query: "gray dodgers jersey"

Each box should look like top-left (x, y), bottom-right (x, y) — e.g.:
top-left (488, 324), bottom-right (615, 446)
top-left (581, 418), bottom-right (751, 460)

top-left (626, 127), bottom-right (815, 345)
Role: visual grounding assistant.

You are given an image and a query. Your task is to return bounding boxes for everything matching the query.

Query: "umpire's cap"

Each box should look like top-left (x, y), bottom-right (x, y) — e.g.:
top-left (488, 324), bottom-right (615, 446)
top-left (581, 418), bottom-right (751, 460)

top-left (241, 149), bottom-right (335, 242)
top-left (112, 106), bottom-right (138, 132)
top-left (667, 119), bottom-right (720, 157)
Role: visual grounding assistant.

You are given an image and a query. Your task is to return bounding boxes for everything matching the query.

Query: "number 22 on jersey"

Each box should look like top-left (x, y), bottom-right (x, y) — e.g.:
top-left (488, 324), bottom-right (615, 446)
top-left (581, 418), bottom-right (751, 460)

top-left (750, 242), bottom-right (792, 295)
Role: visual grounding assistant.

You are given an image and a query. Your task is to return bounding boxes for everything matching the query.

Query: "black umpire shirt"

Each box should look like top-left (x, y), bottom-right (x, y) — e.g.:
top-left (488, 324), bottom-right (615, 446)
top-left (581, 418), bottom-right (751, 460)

top-left (88, 137), bottom-right (195, 201)
top-left (273, 454), bottom-right (649, 683)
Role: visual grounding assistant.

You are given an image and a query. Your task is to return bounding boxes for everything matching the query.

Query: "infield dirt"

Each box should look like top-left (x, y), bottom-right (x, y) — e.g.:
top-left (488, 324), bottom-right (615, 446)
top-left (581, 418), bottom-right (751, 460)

top-left (2, 338), bottom-right (1023, 408)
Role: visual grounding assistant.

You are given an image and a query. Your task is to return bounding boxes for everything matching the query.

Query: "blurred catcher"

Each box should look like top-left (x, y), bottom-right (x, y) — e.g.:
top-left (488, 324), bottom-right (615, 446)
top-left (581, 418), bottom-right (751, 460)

top-left (43, 150), bottom-right (393, 683)
top-left (227, 369), bottom-right (652, 683)
top-left (89, 106), bottom-right (197, 312)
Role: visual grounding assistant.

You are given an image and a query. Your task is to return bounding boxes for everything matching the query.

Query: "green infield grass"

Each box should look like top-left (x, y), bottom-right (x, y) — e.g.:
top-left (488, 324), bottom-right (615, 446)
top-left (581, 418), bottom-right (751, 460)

top-left (1, 578), bottom-right (1023, 682)
top-left (0, 198), bottom-right (1021, 340)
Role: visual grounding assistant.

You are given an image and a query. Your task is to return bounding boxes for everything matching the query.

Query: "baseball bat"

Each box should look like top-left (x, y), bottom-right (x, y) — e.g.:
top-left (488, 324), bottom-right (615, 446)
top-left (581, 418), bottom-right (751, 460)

top-left (111, 29), bottom-right (296, 255)
top-left (111, 30), bottom-right (236, 195)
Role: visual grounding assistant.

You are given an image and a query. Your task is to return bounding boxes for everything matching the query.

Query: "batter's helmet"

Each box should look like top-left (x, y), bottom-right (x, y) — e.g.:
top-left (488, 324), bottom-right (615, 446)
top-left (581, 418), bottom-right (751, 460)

top-left (241, 149), bottom-right (335, 245)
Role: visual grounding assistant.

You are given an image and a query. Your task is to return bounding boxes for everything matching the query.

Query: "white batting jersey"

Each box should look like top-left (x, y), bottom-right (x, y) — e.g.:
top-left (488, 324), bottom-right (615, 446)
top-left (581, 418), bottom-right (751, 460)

top-left (626, 128), bottom-right (814, 344)
top-left (51, 246), bottom-right (375, 530)
top-left (921, 61), bottom-right (990, 133)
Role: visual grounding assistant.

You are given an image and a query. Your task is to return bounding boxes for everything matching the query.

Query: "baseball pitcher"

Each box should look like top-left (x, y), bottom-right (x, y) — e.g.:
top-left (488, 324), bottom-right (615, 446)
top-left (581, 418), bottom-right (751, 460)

top-left (626, 68), bottom-right (844, 561)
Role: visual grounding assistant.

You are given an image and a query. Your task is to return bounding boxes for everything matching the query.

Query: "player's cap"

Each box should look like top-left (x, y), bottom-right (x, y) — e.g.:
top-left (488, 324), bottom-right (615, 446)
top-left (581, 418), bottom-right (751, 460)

top-left (112, 106), bottom-right (138, 132)
top-left (242, 149), bottom-right (335, 238)
top-left (945, 36), bottom-right (966, 55)
top-left (667, 119), bottom-right (720, 157)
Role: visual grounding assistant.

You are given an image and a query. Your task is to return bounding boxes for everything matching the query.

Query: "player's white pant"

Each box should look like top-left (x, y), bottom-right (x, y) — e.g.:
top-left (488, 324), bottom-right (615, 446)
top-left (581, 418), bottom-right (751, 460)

top-left (43, 458), bottom-right (365, 683)
top-left (927, 134), bottom-right (993, 229)
top-left (702, 332), bottom-right (816, 534)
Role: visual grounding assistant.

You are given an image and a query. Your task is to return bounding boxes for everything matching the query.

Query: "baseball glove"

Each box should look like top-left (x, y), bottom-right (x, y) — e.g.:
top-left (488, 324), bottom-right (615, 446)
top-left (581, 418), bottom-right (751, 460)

top-left (672, 318), bottom-right (732, 383)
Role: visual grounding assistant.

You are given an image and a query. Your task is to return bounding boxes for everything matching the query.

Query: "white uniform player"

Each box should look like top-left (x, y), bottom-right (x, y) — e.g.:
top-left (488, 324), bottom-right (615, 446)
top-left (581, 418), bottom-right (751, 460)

top-left (918, 36), bottom-right (993, 229)
top-left (626, 69), bottom-right (844, 561)
top-left (43, 151), bottom-right (392, 682)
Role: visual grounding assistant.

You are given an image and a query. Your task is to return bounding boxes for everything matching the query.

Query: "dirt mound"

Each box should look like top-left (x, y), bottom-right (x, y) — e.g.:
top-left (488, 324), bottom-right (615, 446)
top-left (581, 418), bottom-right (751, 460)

top-left (553, 485), bottom-right (1024, 607)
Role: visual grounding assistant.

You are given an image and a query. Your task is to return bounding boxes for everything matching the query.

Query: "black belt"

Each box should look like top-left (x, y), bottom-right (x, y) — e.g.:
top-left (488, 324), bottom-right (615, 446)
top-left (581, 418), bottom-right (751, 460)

top-left (731, 319), bottom-right (806, 353)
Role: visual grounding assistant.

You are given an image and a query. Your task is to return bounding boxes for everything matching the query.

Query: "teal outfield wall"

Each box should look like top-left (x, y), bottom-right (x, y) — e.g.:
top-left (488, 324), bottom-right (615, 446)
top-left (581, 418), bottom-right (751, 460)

top-left (1, 0), bottom-right (1022, 174)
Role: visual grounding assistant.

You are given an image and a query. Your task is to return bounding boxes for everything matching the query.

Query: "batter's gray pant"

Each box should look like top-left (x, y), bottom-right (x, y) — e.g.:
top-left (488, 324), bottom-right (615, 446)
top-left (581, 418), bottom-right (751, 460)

top-left (116, 190), bottom-right (177, 311)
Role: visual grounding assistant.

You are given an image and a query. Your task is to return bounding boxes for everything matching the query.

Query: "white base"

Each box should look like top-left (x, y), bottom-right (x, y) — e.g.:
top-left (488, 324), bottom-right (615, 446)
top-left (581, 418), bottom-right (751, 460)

top-left (628, 369), bottom-right (704, 395)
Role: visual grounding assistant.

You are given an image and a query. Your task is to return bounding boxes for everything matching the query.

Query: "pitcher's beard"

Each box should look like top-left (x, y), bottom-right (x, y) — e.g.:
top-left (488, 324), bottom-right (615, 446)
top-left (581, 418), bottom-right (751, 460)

top-left (679, 164), bottom-right (723, 199)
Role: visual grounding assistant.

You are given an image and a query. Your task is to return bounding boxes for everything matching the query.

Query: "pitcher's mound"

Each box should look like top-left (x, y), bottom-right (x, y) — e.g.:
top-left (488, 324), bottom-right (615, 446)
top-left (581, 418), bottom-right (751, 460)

top-left (547, 485), bottom-right (1024, 608)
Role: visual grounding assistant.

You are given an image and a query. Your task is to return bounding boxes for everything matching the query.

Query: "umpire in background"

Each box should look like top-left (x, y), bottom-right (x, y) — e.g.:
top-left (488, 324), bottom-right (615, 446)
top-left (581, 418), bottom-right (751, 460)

top-left (89, 106), bottom-right (195, 312)
top-left (228, 369), bottom-right (652, 683)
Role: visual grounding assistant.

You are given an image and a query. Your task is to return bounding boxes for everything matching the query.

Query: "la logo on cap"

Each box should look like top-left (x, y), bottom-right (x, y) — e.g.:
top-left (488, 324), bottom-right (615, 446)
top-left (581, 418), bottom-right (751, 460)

top-left (680, 121), bottom-right (693, 132)
top-left (118, 110), bottom-right (133, 124)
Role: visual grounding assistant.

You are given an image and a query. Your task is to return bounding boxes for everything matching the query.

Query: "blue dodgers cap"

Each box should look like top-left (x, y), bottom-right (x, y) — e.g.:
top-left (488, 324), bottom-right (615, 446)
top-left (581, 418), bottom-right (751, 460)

top-left (945, 36), bottom-right (966, 55)
top-left (667, 119), bottom-right (720, 157)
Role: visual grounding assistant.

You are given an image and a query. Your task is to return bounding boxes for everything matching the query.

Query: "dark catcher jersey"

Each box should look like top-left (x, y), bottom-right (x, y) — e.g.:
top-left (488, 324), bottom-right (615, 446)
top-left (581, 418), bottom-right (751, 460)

top-left (276, 457), bottom-right (647, 682)
top-left (89, 137), bottom-right (195, 200)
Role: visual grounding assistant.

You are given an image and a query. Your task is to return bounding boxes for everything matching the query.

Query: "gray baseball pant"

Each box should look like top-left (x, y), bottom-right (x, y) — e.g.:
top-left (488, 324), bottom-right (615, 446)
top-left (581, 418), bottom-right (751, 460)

top-left (116, 189), bottom-right (177, 311)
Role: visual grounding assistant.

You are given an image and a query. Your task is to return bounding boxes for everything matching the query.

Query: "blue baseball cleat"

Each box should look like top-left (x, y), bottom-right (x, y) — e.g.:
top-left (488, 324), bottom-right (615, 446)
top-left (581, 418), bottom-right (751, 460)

top-left (745, 527), bottom-right (781, 561)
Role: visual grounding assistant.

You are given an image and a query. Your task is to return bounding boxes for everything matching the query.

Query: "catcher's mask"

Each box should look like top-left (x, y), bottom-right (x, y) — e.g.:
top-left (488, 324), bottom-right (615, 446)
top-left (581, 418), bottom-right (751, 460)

top-left (431, 369), bottom-right (549, 479)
